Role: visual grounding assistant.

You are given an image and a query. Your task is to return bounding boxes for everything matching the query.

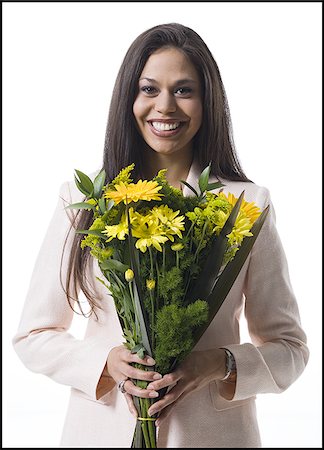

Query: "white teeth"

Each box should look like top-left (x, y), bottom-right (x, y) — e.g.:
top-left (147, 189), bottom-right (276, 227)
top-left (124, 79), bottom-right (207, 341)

top-left (151, 122), bottom-right (180, 131)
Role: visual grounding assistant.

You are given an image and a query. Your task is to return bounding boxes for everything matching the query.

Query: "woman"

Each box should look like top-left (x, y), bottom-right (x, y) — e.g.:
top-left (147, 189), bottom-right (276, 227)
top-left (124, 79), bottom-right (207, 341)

top-left (13, 23), bottom-right (309, 448)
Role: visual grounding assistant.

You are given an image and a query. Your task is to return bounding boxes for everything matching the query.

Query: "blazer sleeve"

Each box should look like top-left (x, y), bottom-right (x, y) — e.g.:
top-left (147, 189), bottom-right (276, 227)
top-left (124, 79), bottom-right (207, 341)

top-left (12, 181), bottom-right (118, 401)
top-left (222, 188), bottom-right (309, 401)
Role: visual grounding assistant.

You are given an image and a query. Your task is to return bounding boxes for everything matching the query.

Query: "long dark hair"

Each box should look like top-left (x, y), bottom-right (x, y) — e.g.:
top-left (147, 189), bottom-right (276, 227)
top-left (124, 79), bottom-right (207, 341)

top-left (62, 22), bottom-right (251, 317)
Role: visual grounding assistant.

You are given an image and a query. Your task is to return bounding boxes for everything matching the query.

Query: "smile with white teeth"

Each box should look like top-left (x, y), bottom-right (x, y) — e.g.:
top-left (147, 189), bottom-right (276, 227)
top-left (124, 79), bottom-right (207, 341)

top-left (151, 122), bottom-right (181, 131)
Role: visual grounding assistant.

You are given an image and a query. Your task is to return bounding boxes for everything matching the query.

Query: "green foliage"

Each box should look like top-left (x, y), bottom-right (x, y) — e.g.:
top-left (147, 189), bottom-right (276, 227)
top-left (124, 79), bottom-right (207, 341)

top-left (153, 169), bottom-right (187, 212)
top-left (158, 267), bottom-right (184, 304)
top-left (111, 163), bottom-right (135, 187)
top-left (93, 170), bottom-right (106, 199)
top-left (74, 169), bottom-right (94, 197)
top-left (80, 233), bottom-right (100, 250)
top-left (90, 247), bottom-right (113, 262)
top-left (154, 300), bottom-right (209, 373)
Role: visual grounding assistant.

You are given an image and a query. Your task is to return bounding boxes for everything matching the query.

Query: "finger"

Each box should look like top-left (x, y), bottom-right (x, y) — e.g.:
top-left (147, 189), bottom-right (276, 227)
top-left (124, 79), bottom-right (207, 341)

top-left (124, 392), bottom-right (138, 418)
top-left (128, 353), bottom-right (156, 367)
top-left (124, 380), bottom-right (160, 399)
top-left (146, 372), bottom-right (179, 391)
top-left (147, 383), bottom-right (184, 416)
top-left (123, 363), bottom-right (162, 382)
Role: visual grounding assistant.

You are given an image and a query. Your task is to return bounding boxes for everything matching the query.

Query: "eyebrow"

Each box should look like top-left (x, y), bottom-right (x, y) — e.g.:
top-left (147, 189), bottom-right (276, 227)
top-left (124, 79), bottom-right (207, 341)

top-left (139, 77), bottom-right (197, 84)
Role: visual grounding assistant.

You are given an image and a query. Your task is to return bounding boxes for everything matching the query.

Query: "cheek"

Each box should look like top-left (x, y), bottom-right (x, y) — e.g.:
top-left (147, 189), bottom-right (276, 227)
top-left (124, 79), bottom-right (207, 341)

top-left (133, 97), bottom-right (149, 124)
top-left (132, 99), bottom-right (140, 126)
top-left (190, 100), bottom-right (203, 131)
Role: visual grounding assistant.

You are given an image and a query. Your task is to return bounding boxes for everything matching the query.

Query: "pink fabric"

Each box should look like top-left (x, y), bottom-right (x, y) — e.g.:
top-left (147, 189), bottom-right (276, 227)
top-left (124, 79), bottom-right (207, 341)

top-left (12, 160), bottom-right (309, 447)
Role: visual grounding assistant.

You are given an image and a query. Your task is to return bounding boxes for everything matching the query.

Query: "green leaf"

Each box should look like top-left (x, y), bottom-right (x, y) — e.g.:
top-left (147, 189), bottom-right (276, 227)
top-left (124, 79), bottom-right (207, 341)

top-left (192, 205), bottom-right (270, 343)
top-left (93, 169), bottom-right (106, 199)
top-left (75, 229), bottom-right (106, 239)
top-left (107, 199), bottom-right (115, 211)
top-left (131, 343), bottom-right (144, 354)
top-left (137, 347), bottom-right (145, 359)
top-left (65, 201), bottom-right (95, 210)
top-left (180, 180), bottom-right (199, 197)
top-left (184, 190), bottom-right (245, 306)
top-left (99, 259), bottom-right (129, 272)
top-left (206, 181), bottom-right (225, 191)
top-left (74, 169), bottom-right (94, 197)
top-left (101, 270), bottom-right (127, 336)
top-left (125, 202), bottom-right (153, 358)
top-left (74, 177), bottom-right (90, 196)
top-left (95, 276), bottom-right (110, 290)
top-left (98, 197), bottom-right (106, 214)
top-left (198, 164), bottom-right (211, 194)
top-left (131, 343), bottom-right (146, 357)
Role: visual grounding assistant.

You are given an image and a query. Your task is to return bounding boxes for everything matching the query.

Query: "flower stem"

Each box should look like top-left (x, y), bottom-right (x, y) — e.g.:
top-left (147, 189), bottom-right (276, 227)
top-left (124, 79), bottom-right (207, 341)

top-left (139, 397), bottom-right (151, 447)
top-left (162, 246), bottom-right (166, 276)
top-left (149, 290), bottom-right (155, 349)
top-left (129, 282), bottom-right (140, 339)
top-left (194, 219), bottom-right (209, 262)
top-left (148, 247), bottom-right (155, 348)
top-left (148, 246), bottom-right (154, 277)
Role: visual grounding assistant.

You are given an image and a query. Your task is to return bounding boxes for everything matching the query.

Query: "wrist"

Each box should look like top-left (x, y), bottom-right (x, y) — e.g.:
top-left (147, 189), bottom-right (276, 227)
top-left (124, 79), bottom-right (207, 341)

top-left (219, 348), bottom-right (237, 381)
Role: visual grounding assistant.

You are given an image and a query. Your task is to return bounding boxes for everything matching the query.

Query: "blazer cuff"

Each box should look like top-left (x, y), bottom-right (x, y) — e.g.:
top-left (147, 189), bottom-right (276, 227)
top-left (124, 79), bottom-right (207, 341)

top-left (219, 342), bottom-right (282, 401)
top-left (76, 337), bottom-right (121, 401)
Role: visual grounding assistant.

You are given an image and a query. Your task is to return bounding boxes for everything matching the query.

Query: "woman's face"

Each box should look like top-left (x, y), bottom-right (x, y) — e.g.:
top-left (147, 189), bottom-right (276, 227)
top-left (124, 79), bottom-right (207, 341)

top-left (133, 47), bottom-right (203, 157)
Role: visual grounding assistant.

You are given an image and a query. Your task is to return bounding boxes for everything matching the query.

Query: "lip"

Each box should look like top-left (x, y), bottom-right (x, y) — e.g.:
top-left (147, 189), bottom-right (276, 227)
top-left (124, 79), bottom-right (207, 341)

top-left (147, 120), bottom-right (185, 137)
top-left (147, 119), bottom-right (185, 123)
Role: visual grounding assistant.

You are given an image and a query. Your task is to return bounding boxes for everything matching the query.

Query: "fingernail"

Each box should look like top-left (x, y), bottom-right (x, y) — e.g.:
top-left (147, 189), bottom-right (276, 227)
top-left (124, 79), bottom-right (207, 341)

top-left (147, 357), bottom-right (155, 365)
top-left (149, 391), bottom-right (159, 398)
top-left (148, 408), bottom-right (156, 416)
top-left (153, 373), bottom-right (162, 380)
top-left (155, 420), bottom-right (160, 427)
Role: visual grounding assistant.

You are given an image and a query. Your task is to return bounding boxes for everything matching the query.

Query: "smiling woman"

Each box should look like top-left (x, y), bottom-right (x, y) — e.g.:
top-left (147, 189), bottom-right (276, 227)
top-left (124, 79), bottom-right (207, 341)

top-left (12, 22), bottom-right (309, 448)
top-left (133, 48), bottom-right (203, 189)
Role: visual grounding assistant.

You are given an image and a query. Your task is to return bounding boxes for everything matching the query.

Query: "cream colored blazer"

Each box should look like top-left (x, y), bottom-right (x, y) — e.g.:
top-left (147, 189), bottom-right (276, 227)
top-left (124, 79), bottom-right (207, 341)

top-left (13, 160), bottom-right (309, 448)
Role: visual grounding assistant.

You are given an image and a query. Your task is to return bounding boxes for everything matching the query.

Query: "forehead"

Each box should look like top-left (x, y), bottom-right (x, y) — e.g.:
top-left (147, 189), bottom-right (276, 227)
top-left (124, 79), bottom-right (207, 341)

top-left (140, 47), bottom-right (199, 81)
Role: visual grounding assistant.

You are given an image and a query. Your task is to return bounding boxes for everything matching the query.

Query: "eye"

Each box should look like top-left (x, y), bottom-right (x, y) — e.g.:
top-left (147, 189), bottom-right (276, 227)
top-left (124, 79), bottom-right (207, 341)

top-left (175, 87), bottom-right (192, 96)
top-left (140, 86), bottom-right (157, 95)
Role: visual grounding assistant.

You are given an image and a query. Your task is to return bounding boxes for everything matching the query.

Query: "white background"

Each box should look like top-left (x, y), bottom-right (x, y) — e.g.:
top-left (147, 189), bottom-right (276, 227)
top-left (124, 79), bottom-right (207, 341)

top-left (3, 2), bottom-right (322, 448)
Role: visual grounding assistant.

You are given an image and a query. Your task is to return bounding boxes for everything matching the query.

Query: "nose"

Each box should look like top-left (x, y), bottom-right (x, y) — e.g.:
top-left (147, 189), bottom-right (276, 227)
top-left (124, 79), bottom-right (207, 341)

top-left (154, 91), bottom-right (177, 114)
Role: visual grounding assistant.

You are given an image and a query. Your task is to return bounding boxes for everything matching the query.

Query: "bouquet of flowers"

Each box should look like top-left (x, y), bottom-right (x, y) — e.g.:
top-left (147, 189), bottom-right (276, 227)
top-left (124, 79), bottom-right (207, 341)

top-left (66, 164), bottom-right (269, 448)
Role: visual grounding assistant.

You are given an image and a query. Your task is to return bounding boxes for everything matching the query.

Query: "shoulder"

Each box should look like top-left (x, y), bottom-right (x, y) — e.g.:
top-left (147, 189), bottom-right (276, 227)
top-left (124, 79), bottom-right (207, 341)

top-left (187, 159), bottom-right (270, 209)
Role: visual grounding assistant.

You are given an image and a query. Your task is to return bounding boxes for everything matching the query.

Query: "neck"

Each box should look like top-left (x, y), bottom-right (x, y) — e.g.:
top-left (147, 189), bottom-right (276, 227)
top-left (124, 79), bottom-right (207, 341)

top-left (141, 148), bottom-right (193, 190)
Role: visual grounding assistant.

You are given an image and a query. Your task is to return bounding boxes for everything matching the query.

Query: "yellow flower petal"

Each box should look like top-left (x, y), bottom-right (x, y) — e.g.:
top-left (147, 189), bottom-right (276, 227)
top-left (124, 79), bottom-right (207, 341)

top-left (104, 180), bottom-right (163, 205)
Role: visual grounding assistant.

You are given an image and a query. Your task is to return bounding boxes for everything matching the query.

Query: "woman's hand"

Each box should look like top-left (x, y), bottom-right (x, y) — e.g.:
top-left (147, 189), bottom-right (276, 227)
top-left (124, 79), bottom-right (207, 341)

top-left (146, 348), bottom-right (227, 426)
top-left (107, 345), bottom-right (162, 417)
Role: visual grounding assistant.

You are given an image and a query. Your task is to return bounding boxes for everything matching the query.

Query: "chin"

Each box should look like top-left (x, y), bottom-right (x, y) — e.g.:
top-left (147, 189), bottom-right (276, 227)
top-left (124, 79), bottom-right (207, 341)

top-left (146, 142), bottom-right (190, 156)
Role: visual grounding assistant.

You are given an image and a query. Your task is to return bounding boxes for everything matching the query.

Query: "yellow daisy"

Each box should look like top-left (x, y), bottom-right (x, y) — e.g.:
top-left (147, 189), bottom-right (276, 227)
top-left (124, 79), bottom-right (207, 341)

top-left (104, 180), bottom-right (163, 205)
top-left (132, 215), bottom-right (168, 253)
top-left (227, 211), bottom-right (253, 246)
top-left (218, 192), bottom-right (261, 224)
top-left (102, 212), bottom-right (130, 242)
top-left (151, 205), bottom-right (185, 241)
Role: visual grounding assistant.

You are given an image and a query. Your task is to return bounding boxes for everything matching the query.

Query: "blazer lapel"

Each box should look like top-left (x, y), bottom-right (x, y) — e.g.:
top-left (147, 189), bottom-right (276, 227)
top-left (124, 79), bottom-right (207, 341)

top-left (182, 159), bottom-right (222, 197)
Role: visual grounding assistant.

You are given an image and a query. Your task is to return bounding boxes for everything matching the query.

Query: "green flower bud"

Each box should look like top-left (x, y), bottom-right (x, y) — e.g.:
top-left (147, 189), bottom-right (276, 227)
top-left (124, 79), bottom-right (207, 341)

top-left (171, 243), bottom-right (184, 251)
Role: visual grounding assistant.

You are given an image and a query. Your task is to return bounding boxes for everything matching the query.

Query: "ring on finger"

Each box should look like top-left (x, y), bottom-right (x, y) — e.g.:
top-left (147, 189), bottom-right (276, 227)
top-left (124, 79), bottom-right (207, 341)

top-left (117, 378), bottom-right (129, 394)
